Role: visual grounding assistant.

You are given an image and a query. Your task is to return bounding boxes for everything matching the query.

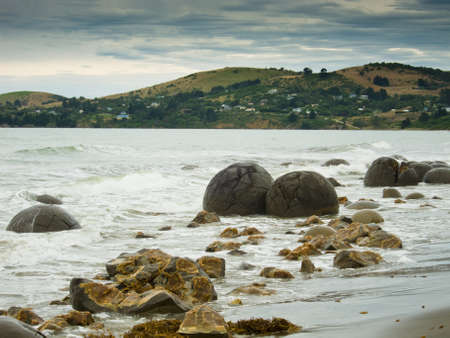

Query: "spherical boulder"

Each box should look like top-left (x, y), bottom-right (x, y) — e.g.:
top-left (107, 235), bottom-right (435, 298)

top-left (266, 171), bottom-right (338, 218)
top-left (304, 225), bottom-right (336, 238)
top-left (351, 210), bottom-right (384, 224)
top-left (382, 188), bottom-right (402, 198)
top-left (203, 162), bottom-right (273, 216)
top-left (6, 205), bottom-right (80, 233)
top-left (0, 316), bottom-right (45, 338)
top-left (364, 157), bottom-right (399, 187)
top-left (424, 168), bottom-right (450, 184)
top-left (397, 168), bottom-right (419, 186)
top-left (407, 162), bottom-right (432, 181)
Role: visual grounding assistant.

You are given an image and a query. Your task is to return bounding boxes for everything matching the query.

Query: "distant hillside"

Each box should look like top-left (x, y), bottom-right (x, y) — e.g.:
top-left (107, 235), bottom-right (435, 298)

top-left (106, 67), bottom-right (298, 99)
top-left (0, 91), bottom-right (65, 108)
top-left (338, 62), bottom-right (450, 96)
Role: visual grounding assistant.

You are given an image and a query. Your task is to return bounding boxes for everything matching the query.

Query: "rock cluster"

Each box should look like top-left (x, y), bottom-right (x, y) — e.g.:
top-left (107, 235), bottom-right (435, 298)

top-left (70, 249), bottom-right (217, 315)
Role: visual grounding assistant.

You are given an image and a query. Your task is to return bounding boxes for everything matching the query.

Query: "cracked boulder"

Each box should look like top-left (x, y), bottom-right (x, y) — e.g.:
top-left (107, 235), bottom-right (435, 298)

top-left (364, 157), bottom-right (399, 187)
top-left (6, 205), bottom-right (80, 233)
top-left (266, 171), bottom-right (338, 217)
top-left (203, 162), bottom-right (273, 216)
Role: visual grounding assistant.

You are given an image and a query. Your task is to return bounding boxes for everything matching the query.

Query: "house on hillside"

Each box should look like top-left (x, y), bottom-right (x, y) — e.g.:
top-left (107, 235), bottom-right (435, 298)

top-left (115, 112), bottom-right (130, 120)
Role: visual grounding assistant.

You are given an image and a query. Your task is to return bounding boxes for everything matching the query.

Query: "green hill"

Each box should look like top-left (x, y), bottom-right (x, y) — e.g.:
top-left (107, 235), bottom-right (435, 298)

top-left (0, 91), bottom-right (65, 108)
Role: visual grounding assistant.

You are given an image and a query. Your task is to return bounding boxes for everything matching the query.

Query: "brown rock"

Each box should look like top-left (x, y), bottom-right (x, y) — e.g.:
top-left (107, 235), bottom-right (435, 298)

top-left (206, 241), bottom-right (241, 252)
top-left (383, 188), bottom-right (402, 198)
top-left (228, 299), bottom-right (243, 306)
top-left (239, 227), bottom-right (263, 236)
top-left (356, 230), bottom-right (402, 249)
top-left (334, 250), bottom-right (383, 269)
top-left (7, 307), bottom-right (44, 325)
top-left (178, 304), bottom-right (229, 337)
top-left (260, 267), bottom-right (294, 279)
top-left (296, 215), bottom-right (324, 227)
top-left (286, 243), bottom-right (322, 260)
top-left (336, 223), bottom-right (373, 243)
top-left (304, 225), bottom-right (336, 238)
top-left (38, 310), bottom-right (94, 333)
top-left (231, 283), bottom-right (276, 296)
top-left (352, 210), bottom-right (384, 224)
top-left (300, 257), bottom-right (315, 273)
top-left (227, 249), bottom-right (247, 256)
top-left (219, 227), bottom-right (239, 238)
top-left (405, 192), bottom-right (425, 199)
top-left (135, 232), bottom-right (156, 239)
top-left (278, 248), bottom-right (291, 256)
top-left (124, 319), bottom-right (182, 338)
top-left (196, 256), bottom-right (225, 278)
top-left (227, 317), bottom-right (301, 336)
top-left (394, 199), bottom-right (406, 204)
top-left (158, 226), bottom-right (172, 231)
top-left (188, 210), bottom-right (221, 227)
top-left (338, 196), bottom-right (348, 204)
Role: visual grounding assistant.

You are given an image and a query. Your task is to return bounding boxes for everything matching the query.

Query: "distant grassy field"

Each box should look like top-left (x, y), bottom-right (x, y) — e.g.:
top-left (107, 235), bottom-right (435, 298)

top-left (0, 91), bottom-right (65, 107)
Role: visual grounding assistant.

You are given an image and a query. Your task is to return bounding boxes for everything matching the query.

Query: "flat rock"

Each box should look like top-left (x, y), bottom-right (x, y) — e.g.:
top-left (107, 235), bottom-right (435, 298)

top-left (6, 205), bottom-right (80, 233)
top-left (178, 304), bottom-right (229, 337)
top-left (346, 200), bottom-right (380, 210)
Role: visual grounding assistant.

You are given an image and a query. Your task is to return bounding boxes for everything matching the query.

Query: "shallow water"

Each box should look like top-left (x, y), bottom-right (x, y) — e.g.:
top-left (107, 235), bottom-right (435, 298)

top-left (0, 128), bottom-right (449, 337)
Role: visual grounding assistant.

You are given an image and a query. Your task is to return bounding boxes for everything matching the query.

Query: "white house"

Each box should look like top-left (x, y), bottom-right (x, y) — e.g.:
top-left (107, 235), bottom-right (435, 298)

top-left (116, 112), bottom-right (130, 120)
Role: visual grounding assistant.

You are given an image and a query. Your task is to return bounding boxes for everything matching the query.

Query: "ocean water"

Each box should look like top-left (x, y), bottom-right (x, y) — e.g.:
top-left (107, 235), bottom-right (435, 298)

top-left (0, 128), bottom-right (449, 337)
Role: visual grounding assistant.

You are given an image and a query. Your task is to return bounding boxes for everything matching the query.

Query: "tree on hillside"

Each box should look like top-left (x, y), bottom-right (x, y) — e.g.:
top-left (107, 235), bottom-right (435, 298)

top-left (439, 89), bottom-right (450, 105)
top-left (373, 75), bottom-right (390, 87)
top-left (401, 117), bottom-right (411, 129)
top-left (320, 68), bottom-right (328, 78)
top-left (303, 67), bottom-right (312, 75)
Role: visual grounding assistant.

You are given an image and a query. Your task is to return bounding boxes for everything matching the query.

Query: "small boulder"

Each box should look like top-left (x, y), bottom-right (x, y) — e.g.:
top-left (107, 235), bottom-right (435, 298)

top-left (219, 227), bottom-right (239, 238)
top-left (300, 257), bottom-right (315, 273)
top-left (346, 200), bottom-right (380, 210)
top-left (124, 319), bottom-right (181, 338)
top-left (322, 159), bottom-right (349, 167)
top-left (206, 241), bottom-right (241, 252)
top-left (333, 250), bottom-right (383, 269)
top-left (356, 230), bottom-right (402, 249)
top-left (406, 192), bottom-right (425, 200)
top-left (296, 215), bottom-right (323, 227)
top-left (364, 157), bottom-right (398, 187)
top-left (35, 194), bottom-right (62, 205)
top-left (203, 162), bottom-right (273, 216)
top-left (382, 188), bottom-right (402, 198)
top-left (286, 243), bottom-right (321, 260)
top-left (231, 283), bottom-right (276, 296)
top-left (196, 256), bottom-right (225, 278)
top-left (7, 307), bottom-right (43, 326)
top-left (424, 168), bottom-right (450, 184)
top-left (0, 316), bottom-right (45, 338)
top-left (6, 205), bottom-right (80, 233)
top-left (336, 223), bottom-right (376, 243)
top-left (188, 210), bottom-right (220, 227)
top-left (259, 267), bottom-right (294, 279)
top-left (239, 227), bottom-right (263, 236)
top-left (178, 304), bottom-right (229, 337)
top-left (304, 225), bottom-right (336, 238)
top-left (327, 177), bottom-right (342, 187)
top-left (397, 168), bottom-right (419, 186)
top-left (266, 171), bottom-right (339, 217)
top-left (238, 262), bottom-right (256, 270)
top-left (352, 210), bottom-right (384, 224)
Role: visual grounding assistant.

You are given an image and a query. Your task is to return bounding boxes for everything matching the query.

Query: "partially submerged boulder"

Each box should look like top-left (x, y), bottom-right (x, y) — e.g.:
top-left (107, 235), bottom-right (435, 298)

top-left (334, 250), bottom-right (383, 269)
top-left (300, 257), bottom-right (315, 273)
top-left (327, 177), bottom-right (342, 187)
top-left (406, 192), bottom-right (425, 200)
top-left (266, 171), bottom-right (339, 217)
top-left (356, 230), bottom-right (402, 249)
top-left (424, 168), bottom-right (450, 184)
top-left (124, 319), bottom-right (182, 338)
top-left (259, 267), bottom-right (294, 279)
top-left (364, 157), bottom-right (399, 187)
top-left (206, 241), bottom-right (241, 252)
top-left (351, 210), bottom-right (384, 224)
top-left (231, 283), bottom-right (276, 296)
top-left (6, 205), bottom-right (80, 233)
top-left (382, 188), bottom-right (402, 198)
top-left (6, 307), bottom-right (43, 326)
top-left (346, 200), bottom-right (380, 210)
top-left (35, 194), bottom-right (62, 205)
top-left (397, 167), bottom-right (419, 186)
top-left (407, 162), bottom-right (432, 181)
top-left (304, 225), bottom-right (336, 238)
top-left (38, 310), bottom-right (94, 333)
top-left (322, 159), bottom-right (349, 167)
top-left (227, 318), bottom-right (301, 336)
top-left (188, 211), bottom-right (220, 228)
top-left (178, 304), bottom-right (229, 337)
top-left (203, 162), bottom-right (273, 215)
top-left (0, 316), bottom-right (45, 338)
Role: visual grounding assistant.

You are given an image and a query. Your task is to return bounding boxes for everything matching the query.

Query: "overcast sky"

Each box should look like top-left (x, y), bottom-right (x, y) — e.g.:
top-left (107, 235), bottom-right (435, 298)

top-left (1, 0), bottom-right (449, 98)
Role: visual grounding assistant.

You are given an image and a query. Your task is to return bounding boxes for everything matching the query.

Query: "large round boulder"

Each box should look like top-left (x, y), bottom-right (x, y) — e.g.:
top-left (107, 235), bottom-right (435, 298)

top-left (407, 162), bottom-right (432, 181)
top-left (203, 162), bottom-right (273, 216)
top-left (397, 168), bottom-right (419, 186)
top-left (364, 157), bottom-right (399, 187)
top-left (0, 316), bottom-right (45, 338)
top-left (424, 168), bottom-right (450, 184)
top-left (266, 171), bottom-right (338, 218)
top-left (6, 205), bottom-right (80, 233)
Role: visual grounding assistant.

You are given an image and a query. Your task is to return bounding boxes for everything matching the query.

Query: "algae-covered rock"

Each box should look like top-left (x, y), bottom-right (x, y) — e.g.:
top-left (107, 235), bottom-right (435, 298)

top-left (260, 267), bottom-right (294, 279)
top-left (203, 162), bottom-right (273, 216)
top-left (7, 307), bottom-right (44, 326)
top-left (333, 250), bottom-right (383, 269)
top-left (231, 283), bottom-right (276, 296)
top-left (188, 210), bottom-right (221, 227)
top-left (178, 304), bottom-right (229, 337)
top-left (227, 317), bottom-right (302, 336)
top-left (38, 310), bottom-right (94, 333)
top-left (356, 230), bottom-right (402, 249)
top-left (300, 257), bottom-right (315, 273)
top-left (124, 319), bottom-right (182, 338)
top-left (219, 227), bottom-right (239, 238)
top-left (196, 256), bottom-right (225, 278)
top-left (206, 241), bottom-right (241, 252)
